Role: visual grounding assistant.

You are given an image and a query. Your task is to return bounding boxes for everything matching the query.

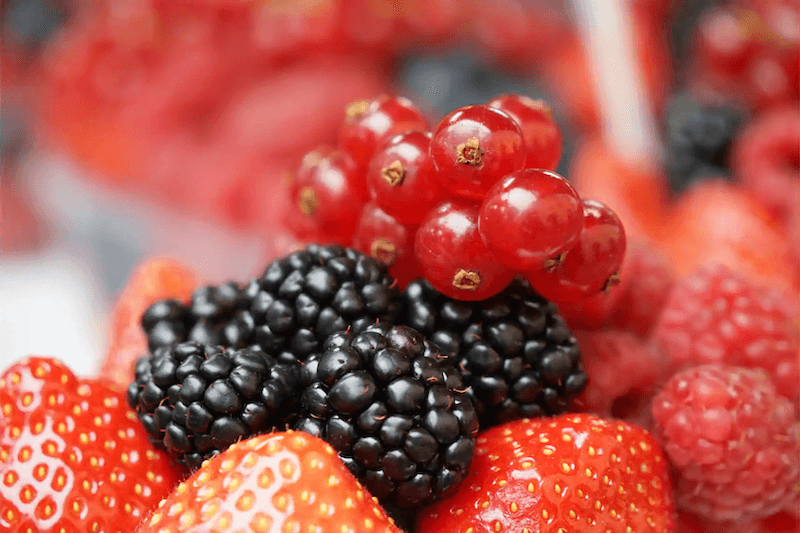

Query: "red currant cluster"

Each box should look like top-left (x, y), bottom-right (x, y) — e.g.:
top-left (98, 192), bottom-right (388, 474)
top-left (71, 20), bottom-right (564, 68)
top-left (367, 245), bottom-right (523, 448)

top-left (285, 94), bottom-right (626, 303)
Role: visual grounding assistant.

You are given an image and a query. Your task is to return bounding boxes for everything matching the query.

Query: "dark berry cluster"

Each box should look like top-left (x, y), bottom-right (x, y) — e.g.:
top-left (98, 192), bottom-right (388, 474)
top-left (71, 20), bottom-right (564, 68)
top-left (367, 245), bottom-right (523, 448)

top-left (285, 93), bottom-right (626, 305)
top-left (664, 96), bottom-right (744, 193)
top-left (127, 342), bottom-right (299, 470)
top-left (296, 324), bottom-right (479, 508)
top-left (402, 278), bottom-right (586, 427)
top-left (142, 243), bottom-right (402, 363)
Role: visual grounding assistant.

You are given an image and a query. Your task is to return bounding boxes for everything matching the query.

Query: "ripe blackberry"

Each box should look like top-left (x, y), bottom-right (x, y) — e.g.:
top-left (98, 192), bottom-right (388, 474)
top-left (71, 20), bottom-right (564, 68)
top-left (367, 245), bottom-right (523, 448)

top-left (142, 244), bottom-right (403, 364)
top-left (664, 96), bottom-right (744, 193)
top-left (294, 324), bottom-right (479, 509)
top-left (402, 278), bottom-right (586, 427)
top-left (127, 342), bottom-right (299, 471)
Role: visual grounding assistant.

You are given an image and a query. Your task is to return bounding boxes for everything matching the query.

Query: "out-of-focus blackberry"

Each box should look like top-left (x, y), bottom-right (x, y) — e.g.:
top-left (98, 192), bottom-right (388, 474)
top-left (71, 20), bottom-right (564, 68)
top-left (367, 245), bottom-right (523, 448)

top-left (401, 278), bottom-right (586, 428)
top-left (664, 96), bottom-right (745, 193)
top-left (142, 244), bottom-right (403, 364)
top-left (294, 324), bottom-right (479, 509)
top-left (127, 342), bottom-right (299, 471)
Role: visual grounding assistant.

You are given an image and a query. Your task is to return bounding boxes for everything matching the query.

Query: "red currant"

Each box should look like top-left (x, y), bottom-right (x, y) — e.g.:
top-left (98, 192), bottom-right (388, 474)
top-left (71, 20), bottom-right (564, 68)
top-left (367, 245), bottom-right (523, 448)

top-left (367, 130), bottom-right (447, 225)
top-left (429, 104), bottom-right (526, 200)
top-left (485, 94), bottom-right (563, 171)
top-left (415, 200), bottom-right (515, 301)
top-left (352, 202), bottom-right (420, 288)
top-left (478, 169), bottom-right (583, 270)
top-left (287, 149), bottom-right (368, 243)
top-left (339, 95), bottom-right (430, 171)
top-left (525, 200), bottom-right (626, 304)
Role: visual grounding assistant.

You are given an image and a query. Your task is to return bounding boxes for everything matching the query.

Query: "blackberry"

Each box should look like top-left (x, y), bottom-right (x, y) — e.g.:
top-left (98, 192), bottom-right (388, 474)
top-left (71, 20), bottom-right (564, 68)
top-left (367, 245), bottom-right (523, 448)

top-left (127, 342), bottom-right (299, 470)
top-left (664, 96), bottom-right (745, 194)
top-left (401, 278), bottom-right (586, 428)
top-left (142, 244), bottom-right (402, 364)
top-left (294, 324), bottom-right (479, 509)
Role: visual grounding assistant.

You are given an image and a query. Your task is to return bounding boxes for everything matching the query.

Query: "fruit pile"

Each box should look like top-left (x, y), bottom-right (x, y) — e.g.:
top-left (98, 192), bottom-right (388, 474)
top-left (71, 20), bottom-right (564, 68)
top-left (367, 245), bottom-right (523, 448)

top-left (4, 79), bottom-right (800, 531)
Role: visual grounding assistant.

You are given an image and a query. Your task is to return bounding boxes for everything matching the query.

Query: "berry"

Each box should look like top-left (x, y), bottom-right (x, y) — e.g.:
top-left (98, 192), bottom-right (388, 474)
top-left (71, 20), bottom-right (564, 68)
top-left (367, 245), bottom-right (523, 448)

top-left (664, 97), bottom-right (744, 193)
top-left (415, 200), bottom-right (515, 301)
top-left (526, 199), bottom-right (626, 304)
top-left (143, 244), bottom-right (402, 365)
top-left (733, 104), bottom-right (800, 225)
top-left (484, 94), bottom-right (562, 170)
top-left (294, 324), bottom-right (479, 508)
top-left (429, 104), bottom-right (526, 199)
top-left (339, 95), bottom-right (430, 171)
top-left (101, 257), bottom-right (199, 388)
top-left (573, 329), bottom-right (666, 425)
top-left (351, 202), bottom-right (419, 289)
top-left (417, 415), bottom-right (676, 533)
top-left (478, 168), bottom-right (583, 270)
top-left (0, 357), bottom-right (181, 532)
top-left (652, 364), bottom-right (800, 523)
top-left (366, 130), bottom-right (447, 225)
top-left (136, 432), bottom-right (404, 533)
top-left (128, 342), bottom-right (299, 470)
top-left (287, 150), bottom-right (369, 243)
top-left (653, 263), bottom-right (800, 404)
top-left (402, 278), bottom-right (587, 427)
top-left (660, 179), bottom-right (797, 292)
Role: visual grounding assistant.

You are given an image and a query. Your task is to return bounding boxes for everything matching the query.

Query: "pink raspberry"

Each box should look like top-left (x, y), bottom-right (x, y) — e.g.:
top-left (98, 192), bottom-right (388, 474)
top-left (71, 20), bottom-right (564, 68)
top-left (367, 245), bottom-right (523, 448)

top-left (652, 364), bottom-right (800, 524)
top-left (610, 243), bottom-right (675, 337)
top-left (653, 263), bottom-right (799, 404)
top-left (574, 329), bottom-right (667, 426)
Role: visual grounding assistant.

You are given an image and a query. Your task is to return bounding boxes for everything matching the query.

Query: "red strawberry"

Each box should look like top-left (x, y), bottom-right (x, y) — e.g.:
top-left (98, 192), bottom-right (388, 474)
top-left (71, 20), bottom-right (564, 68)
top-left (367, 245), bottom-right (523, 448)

top-left (137, 431), bottom-right (403, 533)
top-left (100, 257), bottom-right (199, 387)
top-left (417, 414), bottom-right (675, 533)
top-left (0, 357), bottom-right (181, 532)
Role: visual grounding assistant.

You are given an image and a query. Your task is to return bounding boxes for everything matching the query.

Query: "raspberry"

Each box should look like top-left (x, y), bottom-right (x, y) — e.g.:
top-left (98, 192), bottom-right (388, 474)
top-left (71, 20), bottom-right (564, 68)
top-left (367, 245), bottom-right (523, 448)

top-left (415, 200), bottom-right (515, 301)
top-left (525, 199), bottom-right (626, 304)
top-left (652, 364), bottom-right (799, 523)
top-left (733, 104), bottom-right (800, 225)
top-left (610, 243), bottom-right (675, 337)
top-left (478, 169), bottom-right (584, 271)
top-left (484, 94), bottom-right (562, 171)
top-left (429, 104), bottom-right (526, 200)
top-left (653, 263), bottom-right (799, 404)
top-left (573, 329), bottom-right (666, 426)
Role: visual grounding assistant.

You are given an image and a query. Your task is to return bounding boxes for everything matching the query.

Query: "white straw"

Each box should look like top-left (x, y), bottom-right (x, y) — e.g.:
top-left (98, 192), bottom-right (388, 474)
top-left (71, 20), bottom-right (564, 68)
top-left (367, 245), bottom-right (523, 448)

top-left (571, 0), bottom-right (660, 168)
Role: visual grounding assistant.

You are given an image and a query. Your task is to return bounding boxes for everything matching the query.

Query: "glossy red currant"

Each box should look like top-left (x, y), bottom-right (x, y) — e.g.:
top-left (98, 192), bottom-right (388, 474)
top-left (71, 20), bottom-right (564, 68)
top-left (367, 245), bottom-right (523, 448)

top-left (415, 200), bottom-right (515, 301)
top-left (352, 202), bottom-right (420, 288)
top-left (525, 200), bottom-right (626, 304)
top-left (367, 130), bottom-right (447, 225)
top-left (485, 94), bottom-right (563, 171)
top-left (479, 169), bottom-right (584, 270)
top-left (339, 95), bottom-right (430, 172)
top-left (287, 149), bottom-right (368, 243)
top-left (429, 104), bottom-right (526, 200)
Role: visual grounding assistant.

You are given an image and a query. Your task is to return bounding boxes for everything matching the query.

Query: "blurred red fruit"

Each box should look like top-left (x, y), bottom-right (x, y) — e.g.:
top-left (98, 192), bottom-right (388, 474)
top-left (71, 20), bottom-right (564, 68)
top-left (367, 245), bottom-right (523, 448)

top-left (101, 258), bottom-right (199, 386)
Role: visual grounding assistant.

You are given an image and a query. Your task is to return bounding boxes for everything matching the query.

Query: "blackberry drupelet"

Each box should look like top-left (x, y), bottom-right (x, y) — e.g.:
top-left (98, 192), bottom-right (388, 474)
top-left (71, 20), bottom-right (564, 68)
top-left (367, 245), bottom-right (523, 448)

top-left (402, 278), bottom-right (586, 428)
top-left (141, 244), bottom-right (402, 364)
top-left (294, 324), bottom-right (479, 508)
top-left (127, 342), bottom-right (299, 471)
top-left (664, 97), bottom-right (744, 193)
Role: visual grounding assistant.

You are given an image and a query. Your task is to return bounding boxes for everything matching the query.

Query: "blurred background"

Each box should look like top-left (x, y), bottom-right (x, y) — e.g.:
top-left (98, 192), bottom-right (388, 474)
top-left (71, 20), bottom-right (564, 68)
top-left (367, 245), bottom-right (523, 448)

top-left (1, 0), bottom-right (798, 373)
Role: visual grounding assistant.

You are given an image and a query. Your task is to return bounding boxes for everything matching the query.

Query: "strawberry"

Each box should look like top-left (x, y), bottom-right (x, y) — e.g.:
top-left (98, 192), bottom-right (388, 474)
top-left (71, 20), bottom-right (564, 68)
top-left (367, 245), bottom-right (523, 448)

top-left (417, 414), bottom-right (675, 533)
top-left (137, 431), bottom-right (404, 533)
top-left (100, 257), bottom-right (199, 387)
top-left (0, 357), bottom-right (181, 532)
